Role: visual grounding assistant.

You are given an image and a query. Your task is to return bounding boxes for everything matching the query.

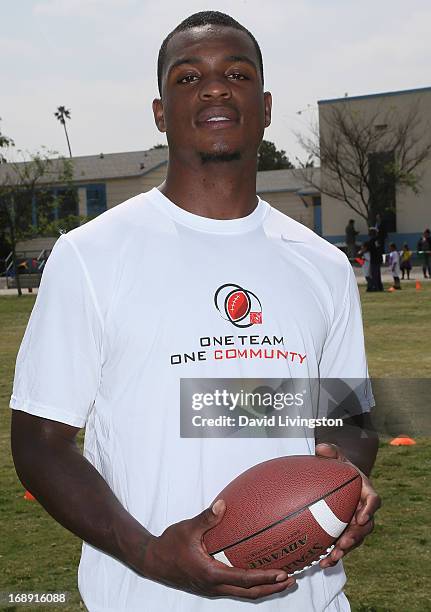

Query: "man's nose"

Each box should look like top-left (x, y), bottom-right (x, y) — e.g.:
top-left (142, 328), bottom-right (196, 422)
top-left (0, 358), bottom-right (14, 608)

top-left (199, 77), bottom-right (232, 101)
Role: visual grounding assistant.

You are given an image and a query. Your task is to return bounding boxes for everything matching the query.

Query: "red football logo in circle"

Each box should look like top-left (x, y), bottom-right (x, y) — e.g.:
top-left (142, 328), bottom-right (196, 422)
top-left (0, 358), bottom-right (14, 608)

top-left (214, 283), bottom-right (263, 328)
top-left (226, 290), bottom-right (250, 322)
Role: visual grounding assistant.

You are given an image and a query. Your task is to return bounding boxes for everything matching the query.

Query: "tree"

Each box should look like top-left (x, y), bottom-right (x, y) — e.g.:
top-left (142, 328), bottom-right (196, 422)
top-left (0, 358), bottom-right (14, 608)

top-left (0, 118), bottom-right (14, 163)
top-left (296, 99), bottom-right (431, 224)
top-left (257, 140), bottom-right (294, 171)
top-left (55, 106), bottom-right (72, 157)
top-left (0, 147), bottom-right (76, 296)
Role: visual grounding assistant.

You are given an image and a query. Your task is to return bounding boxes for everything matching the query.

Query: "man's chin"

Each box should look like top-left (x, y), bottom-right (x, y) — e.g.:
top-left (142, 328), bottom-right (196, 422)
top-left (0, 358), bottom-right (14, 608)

top-left (198, 150), bottom-right (241, 164)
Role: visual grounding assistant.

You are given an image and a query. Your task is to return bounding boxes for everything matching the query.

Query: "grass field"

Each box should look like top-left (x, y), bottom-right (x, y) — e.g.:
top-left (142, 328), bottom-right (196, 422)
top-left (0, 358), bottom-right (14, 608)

top-left (1, 283), bottom-right (430, 611)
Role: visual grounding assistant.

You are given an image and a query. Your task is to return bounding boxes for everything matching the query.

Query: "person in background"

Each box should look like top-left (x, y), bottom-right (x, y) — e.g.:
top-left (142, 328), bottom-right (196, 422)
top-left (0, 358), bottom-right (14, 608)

top-left (400, 243), bottom-right (413, 280)
top-left (368, 228), bottom-right (383, 291)
top-left (358, 241), bottom-right (371, 291)
top-left (345, 219), bottom-right (359, 260)
top-left (388, 243), bottom-right (401, 290)
top-left (417, 228), bottom-right (431, 279)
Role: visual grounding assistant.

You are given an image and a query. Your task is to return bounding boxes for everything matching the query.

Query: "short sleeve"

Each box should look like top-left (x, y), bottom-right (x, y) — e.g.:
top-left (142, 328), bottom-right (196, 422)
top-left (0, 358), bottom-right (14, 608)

top-left (10, 234), bottom-right (103, 427)
top-left (319, 261), bottom-right (374, 412)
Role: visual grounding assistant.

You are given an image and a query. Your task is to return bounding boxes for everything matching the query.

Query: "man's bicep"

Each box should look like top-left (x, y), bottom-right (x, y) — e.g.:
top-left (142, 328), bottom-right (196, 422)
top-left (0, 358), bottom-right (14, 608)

top-left (11, 411), bottom-right (81, 445)
top-left (11, 411), bottom-right (82, 491)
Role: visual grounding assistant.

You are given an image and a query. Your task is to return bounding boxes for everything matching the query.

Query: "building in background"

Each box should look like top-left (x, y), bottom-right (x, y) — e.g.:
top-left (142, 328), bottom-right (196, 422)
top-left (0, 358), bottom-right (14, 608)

top-left (11, 151), bottom-right (320, 252)
top-left (4, 86), bottom-right (430, 256)
top-left (318, 86), bottom-right (431, 249)
top-left (256, 168), bottom-right (321, 234)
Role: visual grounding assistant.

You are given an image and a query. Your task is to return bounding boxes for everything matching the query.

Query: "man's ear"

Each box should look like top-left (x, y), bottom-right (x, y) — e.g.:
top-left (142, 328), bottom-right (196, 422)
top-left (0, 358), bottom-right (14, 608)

top-left (152, 98), bottom-right (166, 133)
top-left (264, 92), bottom-right (272, 128)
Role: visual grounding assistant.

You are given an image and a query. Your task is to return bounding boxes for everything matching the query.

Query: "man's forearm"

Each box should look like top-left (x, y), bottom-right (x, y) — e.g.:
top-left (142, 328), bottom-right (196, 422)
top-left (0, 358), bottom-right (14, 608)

top-left (11, 413), bottom-right (152, 574)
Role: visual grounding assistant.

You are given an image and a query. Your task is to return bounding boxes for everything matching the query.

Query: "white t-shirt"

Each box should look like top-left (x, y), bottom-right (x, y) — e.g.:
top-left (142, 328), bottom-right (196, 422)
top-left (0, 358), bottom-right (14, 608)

top-left (388, 251), bottom-right (401, 277)
top-left (11, 188), bottom-right (373, 612)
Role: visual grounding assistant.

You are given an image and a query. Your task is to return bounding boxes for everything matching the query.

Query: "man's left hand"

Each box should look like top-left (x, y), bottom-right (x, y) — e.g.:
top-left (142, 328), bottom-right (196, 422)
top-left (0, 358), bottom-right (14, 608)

top-left (315, 443), bottom-right (381, 569)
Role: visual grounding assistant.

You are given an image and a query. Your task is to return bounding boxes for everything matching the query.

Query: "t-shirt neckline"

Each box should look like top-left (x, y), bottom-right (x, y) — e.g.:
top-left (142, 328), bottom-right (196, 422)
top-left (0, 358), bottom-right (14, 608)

top-left (147, 187), bottom-right (269, 234)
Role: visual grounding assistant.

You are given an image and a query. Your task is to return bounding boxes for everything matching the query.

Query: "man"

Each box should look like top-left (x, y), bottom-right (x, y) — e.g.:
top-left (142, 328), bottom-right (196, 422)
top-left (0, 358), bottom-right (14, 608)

top-left (11, 11), bottom-right (380, 612)
top-left (345, 219), bottom-right (358, 260)
top-left (417, 228), bottom-right (431, 278)
top-left (367, 227), bottom-right (383, 291)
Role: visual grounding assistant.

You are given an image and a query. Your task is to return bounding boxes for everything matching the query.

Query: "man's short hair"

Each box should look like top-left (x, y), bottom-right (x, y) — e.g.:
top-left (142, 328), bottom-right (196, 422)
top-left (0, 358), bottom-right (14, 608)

top-left (157, 11), bottom-right (264, 96)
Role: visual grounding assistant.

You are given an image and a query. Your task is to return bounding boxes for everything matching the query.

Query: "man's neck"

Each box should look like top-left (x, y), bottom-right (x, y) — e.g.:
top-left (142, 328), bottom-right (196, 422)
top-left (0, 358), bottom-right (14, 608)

top-left (159, 156), bottom-right (258, 220)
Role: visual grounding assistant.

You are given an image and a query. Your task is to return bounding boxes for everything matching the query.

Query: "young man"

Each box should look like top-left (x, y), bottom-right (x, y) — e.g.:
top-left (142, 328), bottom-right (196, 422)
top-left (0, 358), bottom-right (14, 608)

top-left (11, 12), bottom-right (380, 612)
top-left (417, 228), bottom-right (431, 278)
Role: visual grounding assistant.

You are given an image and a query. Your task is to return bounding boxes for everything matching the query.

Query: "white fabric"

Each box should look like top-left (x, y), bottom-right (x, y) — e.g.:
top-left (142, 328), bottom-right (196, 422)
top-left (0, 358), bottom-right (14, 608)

top-left (389, 250), bottom-right (401, 277)
top-left (10, 188), bottom-right (374, 612)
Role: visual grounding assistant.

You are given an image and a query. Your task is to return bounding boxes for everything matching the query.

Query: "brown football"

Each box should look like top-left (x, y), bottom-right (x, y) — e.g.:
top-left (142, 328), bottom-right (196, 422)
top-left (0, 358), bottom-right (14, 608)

top-left (204, 455), bottom-right (361, 576)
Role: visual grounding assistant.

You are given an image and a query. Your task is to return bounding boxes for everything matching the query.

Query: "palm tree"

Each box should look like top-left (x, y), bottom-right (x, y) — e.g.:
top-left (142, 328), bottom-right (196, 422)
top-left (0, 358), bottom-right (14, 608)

top-left (54, 106), bottom-right (72, 157)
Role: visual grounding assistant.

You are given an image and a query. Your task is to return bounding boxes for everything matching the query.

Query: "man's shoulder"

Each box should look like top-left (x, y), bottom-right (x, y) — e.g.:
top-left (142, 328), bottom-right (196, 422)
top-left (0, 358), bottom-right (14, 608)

top-left (264, 205), bottom-right (348, 267)
top-left (65, 191), bottom-right (155, 247)
top-left (53, 190), bottom-right (160, 317)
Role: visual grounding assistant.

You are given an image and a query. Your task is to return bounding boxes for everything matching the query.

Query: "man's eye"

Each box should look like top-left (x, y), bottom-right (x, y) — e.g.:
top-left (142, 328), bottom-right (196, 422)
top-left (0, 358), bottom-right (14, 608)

top-left (178, 75), bottom-right (199, 84)
top-left (228, 73), bottom-right (247, 80)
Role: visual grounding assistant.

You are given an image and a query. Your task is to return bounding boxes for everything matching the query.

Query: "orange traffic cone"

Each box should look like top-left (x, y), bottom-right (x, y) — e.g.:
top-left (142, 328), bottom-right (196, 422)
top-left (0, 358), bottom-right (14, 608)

top-left (23, 490), bottom-right (36, 501)
top-left (416, 280), bottom-right (422, 290)
top-left (390, 435), bottom-right (416, 446)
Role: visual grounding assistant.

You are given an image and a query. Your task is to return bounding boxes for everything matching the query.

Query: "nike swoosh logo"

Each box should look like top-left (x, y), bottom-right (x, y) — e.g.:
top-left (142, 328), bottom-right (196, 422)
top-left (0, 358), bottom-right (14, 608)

top-left (281, 234), bottom-right (305, 244)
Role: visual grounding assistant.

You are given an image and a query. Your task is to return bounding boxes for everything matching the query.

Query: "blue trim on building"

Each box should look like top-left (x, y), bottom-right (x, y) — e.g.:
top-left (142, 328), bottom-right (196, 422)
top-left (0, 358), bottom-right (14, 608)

top-left (32, 182), bottom-right (108, 227)
top-left (318, 85), bottom-right (431, 106)
top-left (324, 232), bottom-right (423, 250)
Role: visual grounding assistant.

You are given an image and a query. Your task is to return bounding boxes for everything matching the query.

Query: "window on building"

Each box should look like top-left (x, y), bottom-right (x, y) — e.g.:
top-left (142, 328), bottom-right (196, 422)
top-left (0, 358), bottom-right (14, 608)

top-left (368, 151), bottom-right (397, 232)
top-left (33, 187), bottom-right (78, 227)
top-left (56, 187), bottom-right (78, 218)
top-left (86, 184), bottom-right (107, 217)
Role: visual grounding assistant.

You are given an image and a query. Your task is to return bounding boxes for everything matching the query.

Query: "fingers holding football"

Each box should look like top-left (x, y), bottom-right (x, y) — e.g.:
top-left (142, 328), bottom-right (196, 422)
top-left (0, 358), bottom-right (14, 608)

top-left (355, 477), bottom-right (381, 525)
top-left (142, 503), bottom-right (296, 600)
top-left (195, 500), bottom-right (297, 587)
top-left (319, 517), bottom-right (375, 569)
top-left (209, 562), bottom-right (290, 588)
top-left (315, 442), bottom-right (346, 461)
top-left (211, 576), bottom-right (297, 600)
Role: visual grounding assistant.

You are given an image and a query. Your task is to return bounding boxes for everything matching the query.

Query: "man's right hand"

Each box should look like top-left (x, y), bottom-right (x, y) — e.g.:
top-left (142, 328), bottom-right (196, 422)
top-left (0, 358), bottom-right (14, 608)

top-left (141, 500), bottom-right (296, 600)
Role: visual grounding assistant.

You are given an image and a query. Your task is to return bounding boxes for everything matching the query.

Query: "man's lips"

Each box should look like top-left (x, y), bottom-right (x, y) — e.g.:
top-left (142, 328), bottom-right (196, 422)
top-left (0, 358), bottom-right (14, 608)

top-left (196, 106), bottom-right (239, 127)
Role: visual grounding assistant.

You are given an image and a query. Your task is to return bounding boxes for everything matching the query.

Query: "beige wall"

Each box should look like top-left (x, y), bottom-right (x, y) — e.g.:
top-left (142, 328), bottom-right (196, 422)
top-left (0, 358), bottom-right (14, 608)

top-left (321, 195), bottom-right (369, 237)
top-left (319, 89), bottom-right (431, 237)
top-left (78, 187), bottom-right (87, 216)
top-left (106, 163), bottom-right (168, 209)
top-left (259, 191), bottom-right (314, 229)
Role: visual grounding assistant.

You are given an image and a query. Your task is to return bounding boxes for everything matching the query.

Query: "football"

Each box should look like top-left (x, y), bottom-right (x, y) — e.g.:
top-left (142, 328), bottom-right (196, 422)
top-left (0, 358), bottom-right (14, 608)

top-left (204, 455), bottom-right (361, 576)
top-left (226, 290), bottom-right (250, 322)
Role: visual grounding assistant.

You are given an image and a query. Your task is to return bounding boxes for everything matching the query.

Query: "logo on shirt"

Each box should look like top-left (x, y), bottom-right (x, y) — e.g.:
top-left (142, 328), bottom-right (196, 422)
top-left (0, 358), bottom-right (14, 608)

top-left (214, 284), bottom-right (263, 328)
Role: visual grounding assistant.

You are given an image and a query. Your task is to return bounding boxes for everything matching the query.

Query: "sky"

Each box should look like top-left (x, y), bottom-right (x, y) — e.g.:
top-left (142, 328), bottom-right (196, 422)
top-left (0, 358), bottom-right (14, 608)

top-left (1, 0), bottom-right (430, 163)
